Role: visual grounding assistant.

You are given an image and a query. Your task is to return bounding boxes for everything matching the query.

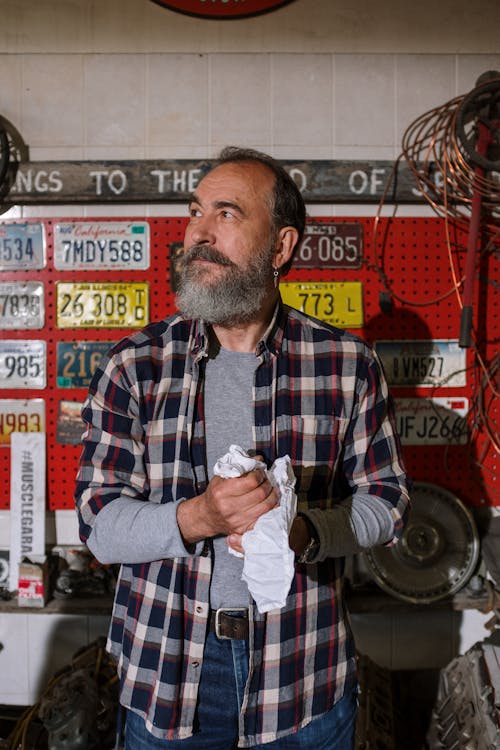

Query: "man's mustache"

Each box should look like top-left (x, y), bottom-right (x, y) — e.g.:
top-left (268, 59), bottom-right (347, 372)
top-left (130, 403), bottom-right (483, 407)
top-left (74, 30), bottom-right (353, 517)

top-left (182, 244), bottom-right (236, 268)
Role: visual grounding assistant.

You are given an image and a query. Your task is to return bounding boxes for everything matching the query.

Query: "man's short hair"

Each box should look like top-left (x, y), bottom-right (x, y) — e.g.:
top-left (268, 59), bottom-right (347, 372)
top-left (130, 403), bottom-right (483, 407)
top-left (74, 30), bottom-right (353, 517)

top-left (214, 146), bottom-right (306, 274)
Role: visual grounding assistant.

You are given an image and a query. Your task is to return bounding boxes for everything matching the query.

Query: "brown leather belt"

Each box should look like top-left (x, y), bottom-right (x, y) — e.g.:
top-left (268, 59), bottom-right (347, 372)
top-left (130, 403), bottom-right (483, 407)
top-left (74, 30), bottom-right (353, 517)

top-left (209, 608), bottom-right (249, 640)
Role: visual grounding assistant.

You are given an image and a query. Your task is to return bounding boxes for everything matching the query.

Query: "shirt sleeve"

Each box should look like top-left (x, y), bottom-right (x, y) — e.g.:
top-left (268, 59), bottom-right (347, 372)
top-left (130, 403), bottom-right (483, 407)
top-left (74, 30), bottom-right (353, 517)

top-left (86, 497), bottom-right (203, 564)
top-left (302, 348), bottom-right (411, 562)
top-left (74, 350), bottom-right (202, 564)
top-left (302, 494), bottom-right (396, 561)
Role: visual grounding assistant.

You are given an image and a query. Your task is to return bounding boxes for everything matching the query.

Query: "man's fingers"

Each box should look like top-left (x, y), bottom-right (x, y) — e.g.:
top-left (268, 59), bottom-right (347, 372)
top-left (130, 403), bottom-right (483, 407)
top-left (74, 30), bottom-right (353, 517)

top-left (227, 533), bottom-right (244, 555)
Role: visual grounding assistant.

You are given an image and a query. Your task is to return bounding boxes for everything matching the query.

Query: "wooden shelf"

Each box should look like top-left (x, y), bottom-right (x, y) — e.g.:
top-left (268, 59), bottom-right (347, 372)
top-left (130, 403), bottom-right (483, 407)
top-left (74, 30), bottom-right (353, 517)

top-left (0, 594), bottom-right (113, 615)
top-left (345, 584), bottom-right (491, 613)
top-left (0, 584), bottom-right (491, 615)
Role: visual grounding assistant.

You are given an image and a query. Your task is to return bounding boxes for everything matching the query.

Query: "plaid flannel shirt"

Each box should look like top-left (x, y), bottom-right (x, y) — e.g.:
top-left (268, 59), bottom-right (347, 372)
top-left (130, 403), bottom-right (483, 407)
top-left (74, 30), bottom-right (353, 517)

top-left (75, 301), bottom-right (409, 746)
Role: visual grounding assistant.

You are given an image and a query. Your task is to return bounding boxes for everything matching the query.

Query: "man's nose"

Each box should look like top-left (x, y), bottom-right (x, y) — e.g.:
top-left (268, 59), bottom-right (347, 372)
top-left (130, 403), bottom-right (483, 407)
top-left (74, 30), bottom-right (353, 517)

top-left (186, 214), bottom-right (216, 246)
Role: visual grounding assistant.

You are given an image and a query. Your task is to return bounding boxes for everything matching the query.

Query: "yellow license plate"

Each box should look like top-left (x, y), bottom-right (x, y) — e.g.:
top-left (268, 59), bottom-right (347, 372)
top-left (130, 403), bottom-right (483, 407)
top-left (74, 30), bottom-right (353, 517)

top-left (56, 282), bottom-right (149, 328)
top-left (0, 399), bottom-right (45, 445)
top-left (280, 281), bottom-right (363, 328)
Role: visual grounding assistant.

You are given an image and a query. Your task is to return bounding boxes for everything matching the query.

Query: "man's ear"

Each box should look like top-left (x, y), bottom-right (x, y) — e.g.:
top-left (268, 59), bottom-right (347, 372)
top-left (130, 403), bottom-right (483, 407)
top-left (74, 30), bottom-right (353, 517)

top-left (273, 226), bottom-right (299, 271)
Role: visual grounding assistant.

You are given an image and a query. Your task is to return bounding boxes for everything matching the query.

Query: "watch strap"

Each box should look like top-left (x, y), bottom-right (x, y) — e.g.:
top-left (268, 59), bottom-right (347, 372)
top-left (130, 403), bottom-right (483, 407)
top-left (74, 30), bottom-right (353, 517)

top-left (296, 514), bottom-right (320, 563)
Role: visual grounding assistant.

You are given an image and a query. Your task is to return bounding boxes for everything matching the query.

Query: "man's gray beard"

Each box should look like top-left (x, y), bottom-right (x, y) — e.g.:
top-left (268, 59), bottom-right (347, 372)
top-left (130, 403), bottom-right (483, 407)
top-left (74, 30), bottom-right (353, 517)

top-left (175, 244), bottom-right (274, 326)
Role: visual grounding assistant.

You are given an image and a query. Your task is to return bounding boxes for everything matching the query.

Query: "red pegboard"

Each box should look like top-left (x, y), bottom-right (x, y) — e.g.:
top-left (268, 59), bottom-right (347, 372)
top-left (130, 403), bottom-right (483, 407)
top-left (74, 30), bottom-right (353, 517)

top-left (0, 216), bottom-right (497, 510)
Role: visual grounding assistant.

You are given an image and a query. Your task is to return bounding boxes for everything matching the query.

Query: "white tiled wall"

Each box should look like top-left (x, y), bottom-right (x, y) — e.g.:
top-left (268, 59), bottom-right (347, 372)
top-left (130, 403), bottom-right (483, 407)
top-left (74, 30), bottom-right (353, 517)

top-left (0, 0), bottom-right (498, 696)
top-left (0, 612), bottom-right (110, 705)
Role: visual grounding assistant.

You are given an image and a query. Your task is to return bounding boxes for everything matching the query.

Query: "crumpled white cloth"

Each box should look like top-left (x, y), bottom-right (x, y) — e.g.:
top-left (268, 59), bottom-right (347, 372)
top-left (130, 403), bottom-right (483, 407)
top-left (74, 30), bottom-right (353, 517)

top-left (213, 444), bottom-right (297, 613)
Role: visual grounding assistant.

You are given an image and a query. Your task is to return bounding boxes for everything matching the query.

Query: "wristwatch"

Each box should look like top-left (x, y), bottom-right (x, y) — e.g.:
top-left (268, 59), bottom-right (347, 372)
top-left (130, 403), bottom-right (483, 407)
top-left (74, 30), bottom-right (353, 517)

top-left (296, 515), bottom-right (320, 564)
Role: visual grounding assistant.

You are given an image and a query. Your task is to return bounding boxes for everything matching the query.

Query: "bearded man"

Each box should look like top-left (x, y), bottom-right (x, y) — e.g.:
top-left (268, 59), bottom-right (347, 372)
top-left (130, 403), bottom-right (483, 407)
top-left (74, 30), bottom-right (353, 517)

top-left (75, 147), bottom-right (410, 750)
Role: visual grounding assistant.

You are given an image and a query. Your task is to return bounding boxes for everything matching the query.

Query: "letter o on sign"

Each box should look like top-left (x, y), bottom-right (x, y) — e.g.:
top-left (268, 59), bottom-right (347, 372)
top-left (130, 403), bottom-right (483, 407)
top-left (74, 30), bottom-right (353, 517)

top-left (150, 0), bottom-right (296, 20)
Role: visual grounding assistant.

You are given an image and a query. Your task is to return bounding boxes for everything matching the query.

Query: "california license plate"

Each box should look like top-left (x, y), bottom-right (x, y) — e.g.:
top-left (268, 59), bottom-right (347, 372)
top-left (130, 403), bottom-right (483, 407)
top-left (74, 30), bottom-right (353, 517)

top-left (0, 222), bottom-right (46, 270)
top-left (0, 399), bottom-right (45, 446)
top-left (0, 341), bottom-right (46, 389)
top-left (0, 282), bottom-right (45, 329)
top-left (54, 221), bottom-right (150, 270)
top-left (56, 341), bottom-right (114, 388)
top-left (56, 282), bottom-right (149, 328)
top-left (395, 397), bottom-right (468, 445)
top-left (375, 340), bottom-right (466, 388)
top-left (280, 281), bottom-right (363, 328)
top-left (294, 222), bottom-right (362, 269)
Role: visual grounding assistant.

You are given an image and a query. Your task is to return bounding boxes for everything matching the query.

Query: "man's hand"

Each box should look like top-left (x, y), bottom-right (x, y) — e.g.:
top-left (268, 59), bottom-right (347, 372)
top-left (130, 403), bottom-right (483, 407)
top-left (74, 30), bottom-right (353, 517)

top-left (177, 469), bottom-right (277, 545)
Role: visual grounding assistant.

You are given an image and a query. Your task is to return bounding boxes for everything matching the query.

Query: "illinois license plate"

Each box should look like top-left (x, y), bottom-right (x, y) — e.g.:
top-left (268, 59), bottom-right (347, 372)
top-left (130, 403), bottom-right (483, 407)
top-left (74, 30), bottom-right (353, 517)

top-left (0, 399), bottom-right (45, 446)
top-left (395, 397), bottom-right (468, 445)
top-left (56, 282), bottom-right (149, 328)
top-left (56, 341), bottom-right (114, 388)
top-left (0, 341), bottom-right (46, 389)
top-left (294, 222), bottom-right (362, 269)
top-left (280, 281), bottom-right (363, 328)
top-left (54, 221), bottom-right (150, 270)
top-left (375, 340), bottom-right (466, 388)
top-left (0, 282), bottom-right (45, 330)
top-left (0, 222), bottom-right (46, 270)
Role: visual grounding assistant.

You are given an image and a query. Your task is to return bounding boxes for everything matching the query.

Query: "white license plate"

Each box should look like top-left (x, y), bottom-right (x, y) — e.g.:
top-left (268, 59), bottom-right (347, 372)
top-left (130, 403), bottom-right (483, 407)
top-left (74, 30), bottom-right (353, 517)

top-left (0, 282), bottom-right (45, 329)
top-left (56, 282), bottom-right (149, 328)
top-left (54, 221), bottom-right (150, 269)
top-left (0, 222), bottom-right (46, 270)
top-left (395, 397), bottom-right (468, 445)
top-left (280, 281), bottom-right (363, 328)
top-left (375, 340), bottom-right (466, 388)
top-left (0, 341), bottom-right (46, 389)
top-left (0, 399), bottom-right (45, 446)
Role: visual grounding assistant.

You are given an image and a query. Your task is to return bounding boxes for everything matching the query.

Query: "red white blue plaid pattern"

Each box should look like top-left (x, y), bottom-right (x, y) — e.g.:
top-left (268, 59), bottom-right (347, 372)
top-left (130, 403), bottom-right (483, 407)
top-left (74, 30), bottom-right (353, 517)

top-left (75, 302), bottom-right (409, 745)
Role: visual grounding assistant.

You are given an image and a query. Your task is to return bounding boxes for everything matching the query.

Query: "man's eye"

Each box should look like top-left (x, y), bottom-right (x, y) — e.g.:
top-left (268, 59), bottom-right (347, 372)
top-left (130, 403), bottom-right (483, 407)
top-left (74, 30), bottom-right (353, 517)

top-left (189, 207), bottom-right (202, 218)
top-left (222, 210), bottom-right (234, 219)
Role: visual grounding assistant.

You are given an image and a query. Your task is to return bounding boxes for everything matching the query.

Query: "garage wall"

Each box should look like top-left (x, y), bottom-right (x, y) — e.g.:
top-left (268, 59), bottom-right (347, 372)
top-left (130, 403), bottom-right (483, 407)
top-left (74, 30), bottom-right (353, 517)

top-left (0, 0), bottom-right (499, 175)
top-left (0, 0), bottom-right (498, 690)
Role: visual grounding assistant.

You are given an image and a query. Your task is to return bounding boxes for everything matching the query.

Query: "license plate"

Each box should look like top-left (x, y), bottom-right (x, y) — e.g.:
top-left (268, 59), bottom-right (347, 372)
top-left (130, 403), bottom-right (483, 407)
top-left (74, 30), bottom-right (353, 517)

top-left (56, 341), bottom-right (114, 388)
top-left (169, 241), bottom-right (184, 293)
top-left (0, 282), bottom-right (45, 329)
top-left (0, 222), bottom-right (46, 270)
top-left (0, 341), bottom-right (46, 389)
top-left (294, 222), bottom-right (362, 269)
top-left (280, 281), bottom-right (363, 328)
top-left (395, 397), bottom-right (468, 445)
top-left (56, 400), bottom-right (84, 445)
top-left (54, 221), bottom-right (150, 270)
top-left (0, 399), bottom-right (45, 446)
top-left (375, 340), bottom-right (466, 388)
top-left (56, 282), bottom-right (149, 328)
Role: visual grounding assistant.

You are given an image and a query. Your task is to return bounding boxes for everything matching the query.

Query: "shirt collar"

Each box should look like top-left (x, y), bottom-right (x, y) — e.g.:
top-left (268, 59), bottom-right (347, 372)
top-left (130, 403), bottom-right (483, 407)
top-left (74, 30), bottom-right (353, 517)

top-left (187, 298), bottom-right (288, 360)
top-left (255, 298), bottom-right (286, 357)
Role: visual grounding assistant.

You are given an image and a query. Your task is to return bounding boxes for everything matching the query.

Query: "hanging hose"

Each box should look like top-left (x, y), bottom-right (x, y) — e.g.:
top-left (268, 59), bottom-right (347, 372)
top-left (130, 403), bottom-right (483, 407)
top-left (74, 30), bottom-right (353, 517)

top-left (401, 73), bottom-right (500, 248)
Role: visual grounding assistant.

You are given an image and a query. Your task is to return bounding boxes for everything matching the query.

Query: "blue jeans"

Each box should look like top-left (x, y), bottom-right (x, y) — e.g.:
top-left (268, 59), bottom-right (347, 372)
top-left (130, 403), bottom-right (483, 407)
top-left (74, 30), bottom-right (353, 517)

top-left (124, 631), bottom-right (358, 749)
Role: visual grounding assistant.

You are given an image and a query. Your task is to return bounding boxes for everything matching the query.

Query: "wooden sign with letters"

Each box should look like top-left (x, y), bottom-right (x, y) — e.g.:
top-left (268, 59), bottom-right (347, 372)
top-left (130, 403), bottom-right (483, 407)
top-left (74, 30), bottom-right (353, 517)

top-left (2, 159), bottom-right (432, 205)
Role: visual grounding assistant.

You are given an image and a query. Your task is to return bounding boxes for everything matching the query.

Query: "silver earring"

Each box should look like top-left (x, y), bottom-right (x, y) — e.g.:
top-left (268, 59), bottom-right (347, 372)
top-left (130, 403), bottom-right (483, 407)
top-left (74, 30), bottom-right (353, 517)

top-left (273, 268), bottom-right (279, 288)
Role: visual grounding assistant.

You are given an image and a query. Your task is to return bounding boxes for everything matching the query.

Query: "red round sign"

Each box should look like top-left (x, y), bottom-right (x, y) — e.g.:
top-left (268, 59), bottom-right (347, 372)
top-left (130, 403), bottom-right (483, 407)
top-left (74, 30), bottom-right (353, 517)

top-left (151, 0), bottom-right (296, 20)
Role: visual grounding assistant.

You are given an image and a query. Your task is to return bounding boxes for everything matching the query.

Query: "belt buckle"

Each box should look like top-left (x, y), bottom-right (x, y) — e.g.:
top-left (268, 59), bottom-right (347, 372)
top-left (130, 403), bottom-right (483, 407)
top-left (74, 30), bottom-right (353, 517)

top-left (215, 607), bottom-right (248, 640)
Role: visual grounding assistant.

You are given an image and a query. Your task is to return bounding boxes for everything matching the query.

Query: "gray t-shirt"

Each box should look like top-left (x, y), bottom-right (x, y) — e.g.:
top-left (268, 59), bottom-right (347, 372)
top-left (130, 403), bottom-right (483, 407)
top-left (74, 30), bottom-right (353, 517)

top-left (204, 345), bottom-right (258, 609)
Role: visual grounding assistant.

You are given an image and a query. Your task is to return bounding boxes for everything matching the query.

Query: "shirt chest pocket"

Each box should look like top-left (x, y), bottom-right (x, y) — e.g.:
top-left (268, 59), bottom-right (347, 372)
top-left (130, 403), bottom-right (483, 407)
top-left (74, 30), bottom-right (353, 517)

top-left (276, 414), bottom-right (346, 505)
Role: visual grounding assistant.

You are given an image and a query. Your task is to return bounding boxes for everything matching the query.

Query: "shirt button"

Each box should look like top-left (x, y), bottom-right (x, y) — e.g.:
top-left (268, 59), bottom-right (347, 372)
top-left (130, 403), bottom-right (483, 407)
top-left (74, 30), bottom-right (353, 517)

top-left (192, 661), bottom-right (200, 668)
top-left (196, 606), bottom-right (203, 613)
